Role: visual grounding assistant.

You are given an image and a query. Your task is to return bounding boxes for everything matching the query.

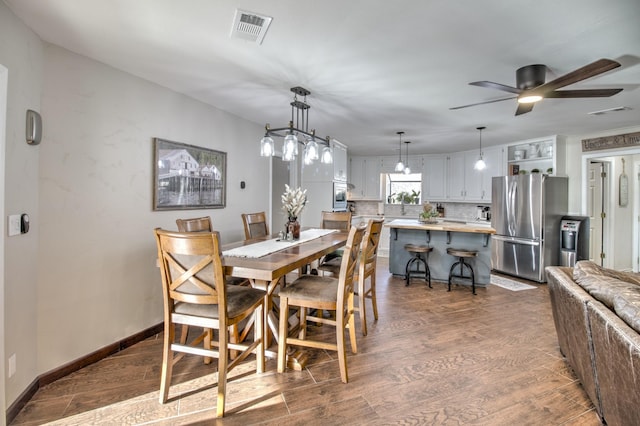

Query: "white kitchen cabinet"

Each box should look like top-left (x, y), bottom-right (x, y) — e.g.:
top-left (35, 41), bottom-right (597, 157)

top-left (422, 155), bottom-right (447, 201)
top-left (379, 155), bottom-right (398, 173)
top-left (506, 135), bottom-right (565, 176)
top-left (447, 152), bottom-right (467, 201)
top-left (348, 156), bottom-right (381, 199)
top-left (447, 147), bottom-right (504, 202)
top-left (480, 145), bottom-right (504, 201)
top-left (333, 141), bottom-right (348, 182)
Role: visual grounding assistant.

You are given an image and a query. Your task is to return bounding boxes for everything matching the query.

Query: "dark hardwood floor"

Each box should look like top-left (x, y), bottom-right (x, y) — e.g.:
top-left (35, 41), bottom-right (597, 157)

top-left (11, 258), bottom-right (601, 425)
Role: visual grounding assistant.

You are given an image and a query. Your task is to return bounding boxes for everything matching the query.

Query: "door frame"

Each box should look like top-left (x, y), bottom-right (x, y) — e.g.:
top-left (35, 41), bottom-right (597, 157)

top-left (635, 160), bottom-right (640, 271)
top-left (0, 64), bottom-right (8, 418)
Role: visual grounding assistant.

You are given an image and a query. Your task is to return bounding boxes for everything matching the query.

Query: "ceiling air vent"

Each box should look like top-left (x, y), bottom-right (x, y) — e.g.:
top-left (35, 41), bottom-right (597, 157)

top-left (230, 9), bottom-right (272, 45)
top-left (588, 106), bottom-right (631, 116)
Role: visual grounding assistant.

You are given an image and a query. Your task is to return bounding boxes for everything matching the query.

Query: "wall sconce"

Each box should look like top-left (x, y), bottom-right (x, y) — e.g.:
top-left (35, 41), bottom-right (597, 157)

top-left (26, 109), bottom-right (42, 145)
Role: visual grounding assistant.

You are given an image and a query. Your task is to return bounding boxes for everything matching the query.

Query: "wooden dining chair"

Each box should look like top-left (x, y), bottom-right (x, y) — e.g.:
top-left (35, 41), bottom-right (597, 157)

top-left (277, 224), bottom-right (365, 383)
top-left (241, 212), bottom-right (269, 240)
top-left (320, 210), bottom-right (352, 231)
top-left (175, 216), bottom-right (250, 355)
top-left (318, 218), bottom-right (384, 336)
top-left (154, 228), bottom-right (265, 417)
top-left (316, 210), bottom-right (353, 273)
top-left (176, 216), bottom-right (213, 233)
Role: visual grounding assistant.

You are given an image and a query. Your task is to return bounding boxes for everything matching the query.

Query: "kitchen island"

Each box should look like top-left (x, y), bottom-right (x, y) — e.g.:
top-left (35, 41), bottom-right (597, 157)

top-left (387, 219), bottom-right (496, 287)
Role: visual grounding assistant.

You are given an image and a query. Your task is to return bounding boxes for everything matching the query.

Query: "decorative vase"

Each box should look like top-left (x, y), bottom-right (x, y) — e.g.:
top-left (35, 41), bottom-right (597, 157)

top-left (286, 217), bottom-right (301, 240)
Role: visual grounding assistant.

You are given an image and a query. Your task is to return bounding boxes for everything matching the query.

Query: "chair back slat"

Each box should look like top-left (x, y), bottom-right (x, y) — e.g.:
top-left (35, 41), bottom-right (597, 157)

top-left (155, 229), bottom-right (226, 307)
top-left (337, 225), bottom-right (365, 312)
top-left (242, 212), bottom-right (269, 239)
top-left (362, 218), bottom-right (384, 268)
top-left (321, 211), bottom-right (352, 230)
top-left (176, 216), bottom-right (213, 232)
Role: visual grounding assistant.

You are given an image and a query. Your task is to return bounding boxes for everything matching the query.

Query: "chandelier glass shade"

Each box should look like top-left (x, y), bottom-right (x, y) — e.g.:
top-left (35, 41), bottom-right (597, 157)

top-left (260, 134), bottom-right (275, 157)
top-left (395, 131), bottom-right (405, 172)
top-left (474, 126), bottom-right (486, 171)
top-left (259, 86), bottom-right (333, 164)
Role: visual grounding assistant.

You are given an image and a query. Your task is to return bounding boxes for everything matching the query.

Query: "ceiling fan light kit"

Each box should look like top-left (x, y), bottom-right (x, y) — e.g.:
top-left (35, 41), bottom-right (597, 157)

top-left (451, 58), bottom-right (623, 115)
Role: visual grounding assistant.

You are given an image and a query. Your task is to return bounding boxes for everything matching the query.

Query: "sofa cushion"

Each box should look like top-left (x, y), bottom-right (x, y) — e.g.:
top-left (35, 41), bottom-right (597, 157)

top-left (573, 261), bottom-right (640, 332)
top-left (574, 273), bottom-right (636, 309)
top-left (574, 260), bottom-right (640, 286)
top-left (612, 288), bottom-right (640, 334)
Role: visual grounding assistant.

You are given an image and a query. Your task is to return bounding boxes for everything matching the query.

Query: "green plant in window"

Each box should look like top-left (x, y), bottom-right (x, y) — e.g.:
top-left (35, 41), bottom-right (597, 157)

top-left (394, 190), bottom-right (420, 204)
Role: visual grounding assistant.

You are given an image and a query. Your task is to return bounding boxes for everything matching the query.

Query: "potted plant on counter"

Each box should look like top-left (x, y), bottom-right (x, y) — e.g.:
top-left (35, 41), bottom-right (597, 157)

top-left (419, 202), bottom-right (439, 224)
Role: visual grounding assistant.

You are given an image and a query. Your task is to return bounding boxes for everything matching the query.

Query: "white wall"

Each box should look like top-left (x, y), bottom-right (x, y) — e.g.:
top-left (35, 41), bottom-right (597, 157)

top-left (2, 3), bottom-right (269, 408)
top-left (37, 44), bottom-right (268, 373)
top-left (0, 1), bottom-right (44, 412)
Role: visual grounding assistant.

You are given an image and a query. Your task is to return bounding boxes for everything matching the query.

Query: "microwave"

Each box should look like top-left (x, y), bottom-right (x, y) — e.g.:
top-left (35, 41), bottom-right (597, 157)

top-left (333, 182), bottom-right (347, 211)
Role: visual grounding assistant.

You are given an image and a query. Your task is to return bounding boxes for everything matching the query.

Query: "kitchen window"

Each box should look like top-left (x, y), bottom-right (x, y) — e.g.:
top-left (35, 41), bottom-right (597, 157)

top-left (384, 173), bottom-right (422, 204)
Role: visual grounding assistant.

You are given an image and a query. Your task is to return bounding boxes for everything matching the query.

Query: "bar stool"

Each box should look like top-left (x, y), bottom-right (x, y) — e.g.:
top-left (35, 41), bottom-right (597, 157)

top-left (404, 244), bottom-right (433, 287)
top-left (447, 248), bottom-right (478, 295)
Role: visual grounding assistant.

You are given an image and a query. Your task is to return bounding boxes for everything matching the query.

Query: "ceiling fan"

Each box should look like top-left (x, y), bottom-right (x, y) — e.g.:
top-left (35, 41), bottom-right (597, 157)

top-left (450, 58), bottom-right (623, 116)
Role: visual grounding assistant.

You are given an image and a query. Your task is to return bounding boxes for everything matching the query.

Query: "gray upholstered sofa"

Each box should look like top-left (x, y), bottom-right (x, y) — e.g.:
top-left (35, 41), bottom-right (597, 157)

top-left (546, 261), bottom-right (640, 426)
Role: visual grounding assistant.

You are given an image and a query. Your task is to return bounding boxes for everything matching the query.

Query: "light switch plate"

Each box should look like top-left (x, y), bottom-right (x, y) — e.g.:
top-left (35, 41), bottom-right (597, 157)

top-left (8, 215), bottom-right (21, 236)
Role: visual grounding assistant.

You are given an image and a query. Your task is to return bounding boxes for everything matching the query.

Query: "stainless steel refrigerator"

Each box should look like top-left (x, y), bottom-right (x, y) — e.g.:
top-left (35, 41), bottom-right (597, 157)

top-left (491, 174), bottom-right (568, 282)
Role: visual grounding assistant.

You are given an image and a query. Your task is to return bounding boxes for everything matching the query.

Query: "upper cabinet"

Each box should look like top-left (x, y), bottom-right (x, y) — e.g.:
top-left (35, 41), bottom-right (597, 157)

top-left (506, 135), bottom-right (565, 176)
top-left (333, 141), bottom-right (348, 182)
top-left (348, 156), bottom-right (381, 199)
top-left (423, 155), bottom-right (447, 202)
top-left (446, 146), bottom-right (504, 202)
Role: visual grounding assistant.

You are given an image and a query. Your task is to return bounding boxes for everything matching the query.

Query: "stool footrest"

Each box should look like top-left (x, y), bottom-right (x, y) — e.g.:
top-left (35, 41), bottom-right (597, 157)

top-left (447, 250), bottom-right (477, 295)
top-left (404, 246), bottom-right (432, 288)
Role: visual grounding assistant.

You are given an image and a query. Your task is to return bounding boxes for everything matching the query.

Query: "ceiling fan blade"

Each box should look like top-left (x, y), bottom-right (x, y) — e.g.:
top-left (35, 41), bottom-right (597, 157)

top-left (544, 88), bottom-right (623, 98)
top-left (469, 81), bottom-right (522, 94)
top-left (529, 58), bottom-right (621, 95)
top-left (449, 96), bottom-right (517, 110)
top-left (515, 103), bottom-right (535, 116)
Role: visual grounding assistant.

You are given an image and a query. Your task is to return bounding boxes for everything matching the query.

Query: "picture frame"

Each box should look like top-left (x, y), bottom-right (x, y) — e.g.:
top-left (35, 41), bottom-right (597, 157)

top-left (153, 138), bottom-right (226, 210)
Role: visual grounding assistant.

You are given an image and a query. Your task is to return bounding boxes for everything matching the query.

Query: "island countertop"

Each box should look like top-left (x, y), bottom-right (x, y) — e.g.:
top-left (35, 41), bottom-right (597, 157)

top-left (386, 218), bottom-right (496, 234)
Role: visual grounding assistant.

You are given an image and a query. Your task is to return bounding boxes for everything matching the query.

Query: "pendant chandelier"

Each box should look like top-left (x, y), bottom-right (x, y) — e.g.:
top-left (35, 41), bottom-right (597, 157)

top-left (474, 126), bottom-right (486, 170)
top-left (260, 86), bottom-right (333, 164)
top-left (404, 140), bottom-right (411, 174)
top-left (394, 131), bottom-right (405, 172)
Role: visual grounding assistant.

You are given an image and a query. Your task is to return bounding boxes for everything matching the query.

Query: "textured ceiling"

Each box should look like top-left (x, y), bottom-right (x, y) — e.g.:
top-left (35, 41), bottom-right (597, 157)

top-left (5, 0), bottom-right (640, 155)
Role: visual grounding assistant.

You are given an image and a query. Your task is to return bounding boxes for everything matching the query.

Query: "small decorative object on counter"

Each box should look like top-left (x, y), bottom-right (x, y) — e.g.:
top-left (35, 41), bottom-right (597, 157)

top-left (419, 201), bottom-right (439, 224)
top-left (531, 168), bottom-right (540, 173)
top-left (281, 184), bottom-right (307, 240)
top-left (436, 203), bottom-right (445, 217)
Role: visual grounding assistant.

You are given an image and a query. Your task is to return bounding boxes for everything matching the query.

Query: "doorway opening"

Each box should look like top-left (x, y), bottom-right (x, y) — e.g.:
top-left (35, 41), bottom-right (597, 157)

top-left (583, 148), bottom-right (640, 271)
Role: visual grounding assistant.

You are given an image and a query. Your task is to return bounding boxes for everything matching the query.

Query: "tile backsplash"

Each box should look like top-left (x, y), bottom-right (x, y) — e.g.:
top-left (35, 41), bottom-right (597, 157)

top-left (351, 200), bottom-right (490, 220)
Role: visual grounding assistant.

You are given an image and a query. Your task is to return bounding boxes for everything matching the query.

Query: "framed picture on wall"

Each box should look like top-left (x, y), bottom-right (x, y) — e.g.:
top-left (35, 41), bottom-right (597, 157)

top-left (153, 138), bottom-right (226, 210)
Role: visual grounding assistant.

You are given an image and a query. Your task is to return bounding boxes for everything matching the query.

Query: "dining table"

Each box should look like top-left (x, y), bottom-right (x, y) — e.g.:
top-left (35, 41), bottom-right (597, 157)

top-left (221, 228), bottom-right (348, 357)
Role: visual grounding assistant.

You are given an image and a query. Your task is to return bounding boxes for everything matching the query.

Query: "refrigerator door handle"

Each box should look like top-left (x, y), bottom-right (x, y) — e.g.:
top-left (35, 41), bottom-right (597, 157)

top-left (492, 235), bottom-right (540, 246)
